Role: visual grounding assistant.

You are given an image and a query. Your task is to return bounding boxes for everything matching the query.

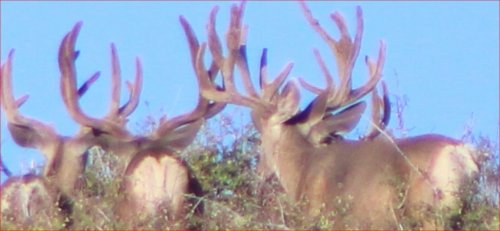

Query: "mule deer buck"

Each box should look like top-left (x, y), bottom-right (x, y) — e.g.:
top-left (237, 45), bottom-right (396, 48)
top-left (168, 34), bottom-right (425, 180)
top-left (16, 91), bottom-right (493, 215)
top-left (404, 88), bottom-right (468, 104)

top-left (1, 47), bottom-right (100, 228)
top-left (187, 2), bottom-right (481, 229)
top-left (1, 21), bottom-right (224, 229)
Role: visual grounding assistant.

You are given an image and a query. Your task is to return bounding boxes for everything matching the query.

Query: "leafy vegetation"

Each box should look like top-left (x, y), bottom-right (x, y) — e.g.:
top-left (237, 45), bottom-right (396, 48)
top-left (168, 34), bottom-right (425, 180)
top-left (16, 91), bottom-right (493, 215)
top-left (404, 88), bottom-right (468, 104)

top-left (1, 111), bottom-right (498, 230)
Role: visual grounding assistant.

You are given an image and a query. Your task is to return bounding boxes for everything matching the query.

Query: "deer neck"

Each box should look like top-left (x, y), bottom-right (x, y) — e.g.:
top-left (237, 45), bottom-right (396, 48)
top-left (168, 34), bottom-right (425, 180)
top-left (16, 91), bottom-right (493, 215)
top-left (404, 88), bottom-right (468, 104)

top-left (261, 124), bottom-right (311, 201)
top-left (53, 138), bottom-right (91, 195)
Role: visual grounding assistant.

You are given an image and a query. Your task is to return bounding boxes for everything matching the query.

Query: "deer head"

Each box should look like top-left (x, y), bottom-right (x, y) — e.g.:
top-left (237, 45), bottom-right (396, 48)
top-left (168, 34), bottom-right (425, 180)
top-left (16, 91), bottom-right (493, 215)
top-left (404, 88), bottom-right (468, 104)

top-left (0, 171), bottom-right (72, 229)
top-left (190, 1), bottom-right (480, 229)
top-left (1, 151), bottom-right (68, 228)
top-left (1, 21), bottom-right (224, 229)
top-left (1, 45), bottom-right (103, 229)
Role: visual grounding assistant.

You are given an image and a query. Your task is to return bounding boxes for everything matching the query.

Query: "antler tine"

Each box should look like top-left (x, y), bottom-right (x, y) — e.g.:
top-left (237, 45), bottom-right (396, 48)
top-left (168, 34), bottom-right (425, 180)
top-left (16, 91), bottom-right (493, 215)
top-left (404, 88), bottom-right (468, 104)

top-left (180, 17), bottom-right (221, 101)
top-left (237, 25), bottom-right (260, 99)
top-left (214, 4), bottom-right (237, 94)
top-left (1, 48), bottom-right (98, 129)
top-left (297, 48), bottom-right (334, 96)
top-left (1, 50), bottom-right (24, 121)
top-left (181, 3), bottom-right (269, 112)
top-left (155, 94), bottom-right (225, 137)
top-left (59, 22), bottom-right (129, 138)
top-left (349, 42), bottom-right (386, 103)
top-left (158, 15), bottom-right (226, 133)
top-left (322, 6), bottom-right (363, 108)
top-left (329, 41), bottom-right (386, 111)
top-left (0, 56), bottom-right (29, 117)
top-left (77, 72), bottom-right (100, 97)
top-left (230, 1), bottom-right (261, 99)
top-left (209, 1), bottom-right (259, 99)
top-left (180, 12), bottom-right (222, 103)
top-left (102, 44), bottom-right (143, 123)
top-left (379, 82), bottom-right (391, 128)
top-left (1, 50), bottom-right (59, 175)
top-left (300, 2), bottom-right (385, 112)
top-left (298, 1), bottom-right (338, 95)
top-left (260, 49), bottom-right (294, 102)
top-left (0, 53), bottom-right (28, 110)
top-left (151, 11), bottom-right (233, 136)
top-left (1, 51), bottom-right (48, 129)
top-left (299, 1), bottom-right (337, 54)
top-left (207, 6), bottom-right (224, 75)
top-left (364, 81), bottom-right (390, 140)
top-left (108, 44), bottom-right (122, 117)
top-left (118, 57), bottom-right (142, 117)
top-left (15, 95), bottom-right (29, 107)
top-left (331, 6), bottom-right (363, 90)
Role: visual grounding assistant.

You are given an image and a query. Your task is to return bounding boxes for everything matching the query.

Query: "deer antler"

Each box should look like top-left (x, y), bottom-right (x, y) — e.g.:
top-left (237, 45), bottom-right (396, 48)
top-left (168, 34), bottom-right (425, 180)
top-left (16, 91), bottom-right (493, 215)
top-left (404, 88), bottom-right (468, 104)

top-left (290, 1), bottom-right (387, 144)
top-left (1, 51), bottom-right (56, 135)
top-left (0, 153), bottom-right (13, 177)
top-left (145, 12), bottom-right (231, 146)
top-left (364, 81), bottom-right (390, 140)
top-left (1, 51), bottom-right (60, 167)
top-left (1, 48), bottom-right (100, 177)
top-left (180, 2), bottom-right (296, 131)
top-left (59, 22), bottom-right (142, 139)
top-left (181, 3), bottom-right (264, 109)
top-left (299, 1), bottom-right (386, 113)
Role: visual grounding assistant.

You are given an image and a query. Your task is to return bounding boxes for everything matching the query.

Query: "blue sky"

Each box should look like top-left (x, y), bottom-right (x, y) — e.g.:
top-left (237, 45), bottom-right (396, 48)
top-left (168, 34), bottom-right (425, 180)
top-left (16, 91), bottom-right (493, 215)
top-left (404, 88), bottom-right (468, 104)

top-left (1, 1), bottom-right (498, 181)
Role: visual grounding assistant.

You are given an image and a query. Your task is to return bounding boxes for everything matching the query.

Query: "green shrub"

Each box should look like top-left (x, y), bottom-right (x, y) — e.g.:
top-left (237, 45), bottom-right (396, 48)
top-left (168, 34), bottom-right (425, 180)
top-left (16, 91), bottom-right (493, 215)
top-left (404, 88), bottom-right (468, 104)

top-left (2, 111), bottom-right (498, 230)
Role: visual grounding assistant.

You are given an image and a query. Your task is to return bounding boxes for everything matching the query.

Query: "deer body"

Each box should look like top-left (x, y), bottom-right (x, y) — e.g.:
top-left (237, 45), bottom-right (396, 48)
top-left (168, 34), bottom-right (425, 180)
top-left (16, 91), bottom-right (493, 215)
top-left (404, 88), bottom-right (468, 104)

top-left (260, 122), bottom-right (478, 228)
top-left (115, 149), bottom-right (202, 228)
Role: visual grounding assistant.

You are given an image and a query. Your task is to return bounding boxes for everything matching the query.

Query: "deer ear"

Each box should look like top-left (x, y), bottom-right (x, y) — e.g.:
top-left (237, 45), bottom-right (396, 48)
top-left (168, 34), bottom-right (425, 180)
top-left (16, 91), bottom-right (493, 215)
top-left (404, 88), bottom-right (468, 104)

top-left (161, 119), bottom-right (204, 151)
top-left (274, 81), bottom-right (300, 123)
top-left (325, 101), bottom-right (367, 134)
top-left (307, 101), bottom-right (367, 144)
top-left (7, 122), bottom-right (58, 149)
top-left (285, 89), bottom-right (328, 126)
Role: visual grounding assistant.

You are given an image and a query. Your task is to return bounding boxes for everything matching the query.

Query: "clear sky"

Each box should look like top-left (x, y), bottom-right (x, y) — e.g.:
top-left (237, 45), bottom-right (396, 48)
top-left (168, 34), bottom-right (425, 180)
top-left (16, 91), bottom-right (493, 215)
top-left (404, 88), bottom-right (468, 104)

top-left (1, 1), bottom-right (498, 181)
